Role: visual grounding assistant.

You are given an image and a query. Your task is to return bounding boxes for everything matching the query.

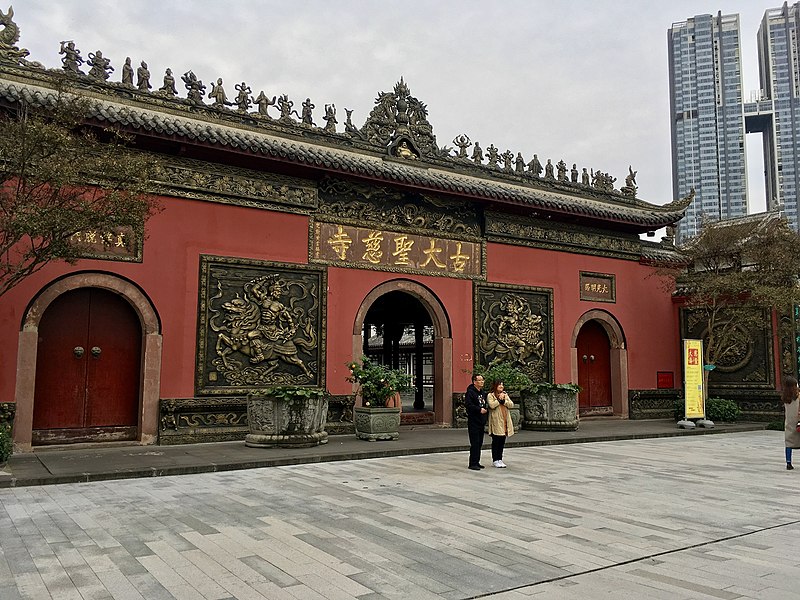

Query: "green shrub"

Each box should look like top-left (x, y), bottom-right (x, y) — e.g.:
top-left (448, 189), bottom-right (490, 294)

top-left (673, 397), bottom-right (684, 420)
top-left (764, 420), bottom-right (784, 431)
top-left (473, 363), bottom-right (533, 393)
top-left (527, 382), bottom-right (582, 395)
top-left (346, 357), bottom-right (413, 407)
top-left (0, 425), bottom-right (11, 464)
top-left (673, 397), bottom-right (740, 422)
top-left (706, 398), bottom-right (740, 422)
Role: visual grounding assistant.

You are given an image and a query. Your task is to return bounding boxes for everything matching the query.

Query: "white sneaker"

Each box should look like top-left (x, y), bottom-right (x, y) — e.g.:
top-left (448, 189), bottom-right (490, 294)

top-left (492, 460), bottom-right (502, 468)
top-left (497, 460), bottom-right (507, 468)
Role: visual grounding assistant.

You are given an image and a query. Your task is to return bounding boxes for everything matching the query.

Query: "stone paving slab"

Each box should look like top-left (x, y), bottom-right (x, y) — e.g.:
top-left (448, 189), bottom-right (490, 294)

top-left (0, 420), bottom-right (764, 488)
top-left (1, 431), bottom-right (799, 599)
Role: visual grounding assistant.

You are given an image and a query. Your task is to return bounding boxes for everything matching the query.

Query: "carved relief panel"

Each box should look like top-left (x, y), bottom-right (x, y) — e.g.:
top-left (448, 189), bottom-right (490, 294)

top-left (474, 283), bottom-right (554, 383)
top-left (680, 307), bottom-right (774, 388)
top-left (197, 256), bottom-right (326, 395)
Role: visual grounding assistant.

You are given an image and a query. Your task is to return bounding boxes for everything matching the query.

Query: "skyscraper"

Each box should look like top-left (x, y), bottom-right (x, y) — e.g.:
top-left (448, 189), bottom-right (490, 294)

top-left (668, 3), bottom-right (800, 243)
top-left (668, 12), bottom-right (747, 243)
top-left (756, 2), bottom-right (800, 227)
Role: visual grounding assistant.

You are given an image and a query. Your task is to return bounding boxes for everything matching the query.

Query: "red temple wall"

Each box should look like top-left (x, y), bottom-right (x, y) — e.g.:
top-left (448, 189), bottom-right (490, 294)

top-left (0, 197), bottom-right (679, 407)
top-left (0, 197), bottom-right (309, 402)
top-left (486, 242), bottom-right (680, 389)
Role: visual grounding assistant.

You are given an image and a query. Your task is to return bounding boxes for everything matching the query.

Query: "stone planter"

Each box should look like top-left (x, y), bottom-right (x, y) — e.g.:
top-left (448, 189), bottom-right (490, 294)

top-left (522, 388), bottom-right (579, 431)
top-left (509, 406), bottom-right (521, 433)
top-left (354, 406), bottom-right (400, 441)
top-left (245, 393), bottom-right (328, 448)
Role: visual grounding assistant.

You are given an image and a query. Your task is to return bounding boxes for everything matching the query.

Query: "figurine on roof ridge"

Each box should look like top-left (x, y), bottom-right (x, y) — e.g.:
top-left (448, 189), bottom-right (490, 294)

top-left (59, 40), bottom-right (83, 74)
top-left (87, 50), bottom-right (112, 81)
top-left (360, 78), bottom-right (438, 158)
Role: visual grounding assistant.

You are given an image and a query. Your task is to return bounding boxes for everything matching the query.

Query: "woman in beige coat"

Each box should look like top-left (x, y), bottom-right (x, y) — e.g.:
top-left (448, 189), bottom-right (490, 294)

top-left (783, 375), bottom-right (800, 470)
top-left (487, 380), bottom-right (515, 468)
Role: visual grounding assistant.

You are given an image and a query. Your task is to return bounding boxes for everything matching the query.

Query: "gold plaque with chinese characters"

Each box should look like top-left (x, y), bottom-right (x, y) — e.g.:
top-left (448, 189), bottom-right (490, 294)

top-left (69, 226), bottom-right (141, 262)
top-left (312, 222), bottom-right (482, 278)
top-left (579, 272), bottom-right (615, 303)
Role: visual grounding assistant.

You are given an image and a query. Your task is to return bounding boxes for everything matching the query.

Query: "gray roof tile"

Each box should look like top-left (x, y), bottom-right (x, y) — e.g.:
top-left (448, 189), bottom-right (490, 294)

top-left (0, 77), bottom-right (689, 229)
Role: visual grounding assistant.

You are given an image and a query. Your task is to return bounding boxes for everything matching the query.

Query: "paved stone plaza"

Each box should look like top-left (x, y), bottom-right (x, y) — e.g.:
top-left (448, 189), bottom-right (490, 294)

top-left (1, 431), bottom-right (798, 599)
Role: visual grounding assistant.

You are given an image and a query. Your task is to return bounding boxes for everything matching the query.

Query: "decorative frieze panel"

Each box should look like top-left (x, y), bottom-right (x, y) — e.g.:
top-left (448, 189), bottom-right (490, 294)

top-left (485, 211), bottom-right (642, 260)
top-left (325, 394), bottom-right (355, 435)
top-left (0, 402), bottom-right (15, 427)
top-left (317, 178), bottom-right (481, 239)
top-left (197, 256), bottom-right (326, 395)
top-left (628, 389), bottom-right (680, 420)
top-left (159, 397), bottom-right (248, 444)
top-left (149, 155), bottom-right (317, 211)
top-left (312, 221), bottom-right (482, 278)
top-left (474, 283), bottom-right (554, 382)
top-left (680, 307), bottom-right (774, 389)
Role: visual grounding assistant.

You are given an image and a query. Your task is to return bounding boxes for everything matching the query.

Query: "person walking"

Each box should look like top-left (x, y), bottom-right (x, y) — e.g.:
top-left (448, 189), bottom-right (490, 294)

top-left (782, 375), bottom-right (800, 470)
top-left (487, 379), bottom-right (515, 468)
top-left (465, 374), bottom-right (488, 470)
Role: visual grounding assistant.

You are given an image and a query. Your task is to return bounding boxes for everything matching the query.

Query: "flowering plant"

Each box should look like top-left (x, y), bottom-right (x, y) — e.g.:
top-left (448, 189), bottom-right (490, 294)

top-left (346, 356), bottom-right (413, 407)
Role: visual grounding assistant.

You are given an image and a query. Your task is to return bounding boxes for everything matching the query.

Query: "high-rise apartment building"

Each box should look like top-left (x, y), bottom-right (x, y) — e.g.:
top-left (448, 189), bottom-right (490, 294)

top-left (668, 13), bottom-right (747, 243)
top-left (755, 3), bottom-right (800, 227)
top-left (668, 3), bottom-right (800, 243)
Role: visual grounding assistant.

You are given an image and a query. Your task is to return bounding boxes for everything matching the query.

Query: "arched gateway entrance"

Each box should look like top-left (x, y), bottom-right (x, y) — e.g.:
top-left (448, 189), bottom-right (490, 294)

top-left (570, 310), bottom-right (629, 418)
top-left (352, 280), bottom-right (453, 426)
top-left (13, 273), bottom-right (163, 451)
top-left (33, 288), bottom-right (142, 443)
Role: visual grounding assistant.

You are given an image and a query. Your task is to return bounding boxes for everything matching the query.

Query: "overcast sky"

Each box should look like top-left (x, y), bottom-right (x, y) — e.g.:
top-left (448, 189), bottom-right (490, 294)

top-left (12, 1), bottom-right (779, 213)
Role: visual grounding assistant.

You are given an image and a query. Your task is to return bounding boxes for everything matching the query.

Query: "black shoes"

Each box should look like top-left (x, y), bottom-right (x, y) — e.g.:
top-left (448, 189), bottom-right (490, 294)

top-left (788, 463), bottom-right (794, 470)
top-left (468, 465), bottom-right (481, 470)
top-left (478, 464), bottom-right (485, 469)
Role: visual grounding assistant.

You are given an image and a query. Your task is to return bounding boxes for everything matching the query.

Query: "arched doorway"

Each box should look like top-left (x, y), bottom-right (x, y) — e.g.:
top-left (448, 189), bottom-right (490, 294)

top-left (362, 291), bottom-right (433, 421)
top-left (570, 310), bottom-right (628, 418)
top-left (353, 280), bottom-right (453, 426)
top-left (576, 320), bottom-right (612, 415)
top-left (13, 273), bottom-right (162, 451)
top-left (33, 288), bottom-right (142, 444)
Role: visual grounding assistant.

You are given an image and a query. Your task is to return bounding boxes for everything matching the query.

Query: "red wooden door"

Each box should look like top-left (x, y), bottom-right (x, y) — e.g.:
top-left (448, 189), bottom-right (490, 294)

top-left (577, 320), bottom-right (612, 414)
top-left (33, 288), bottom-right (141, 442)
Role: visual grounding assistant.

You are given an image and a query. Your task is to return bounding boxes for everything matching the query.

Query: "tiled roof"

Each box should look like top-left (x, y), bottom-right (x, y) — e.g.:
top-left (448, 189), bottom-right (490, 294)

top-left (0, 75), bottom-right (690, 231)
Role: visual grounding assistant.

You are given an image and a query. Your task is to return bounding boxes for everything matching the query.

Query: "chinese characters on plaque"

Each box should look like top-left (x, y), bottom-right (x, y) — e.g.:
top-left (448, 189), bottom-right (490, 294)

top-left (579, 272), bottom-right (615, 302)
top-left (69, 227), bottom-right (139, 261)
top-left (313, 222), bottom-right (481, 277)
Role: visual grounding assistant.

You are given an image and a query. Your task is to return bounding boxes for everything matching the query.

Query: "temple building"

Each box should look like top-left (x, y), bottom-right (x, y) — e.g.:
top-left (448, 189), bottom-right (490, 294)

top-left (1, 11), bottom-right (703, 449)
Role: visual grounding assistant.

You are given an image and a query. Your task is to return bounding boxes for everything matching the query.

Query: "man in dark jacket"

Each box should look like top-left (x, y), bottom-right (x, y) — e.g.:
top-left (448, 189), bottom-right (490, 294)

top-left (465, 374), bottom-right (488, 470)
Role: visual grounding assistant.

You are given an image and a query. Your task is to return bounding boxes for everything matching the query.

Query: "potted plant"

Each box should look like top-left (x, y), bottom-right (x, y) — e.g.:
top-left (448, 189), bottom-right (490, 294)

top-left (347, 356), bottom-right (413, 441)
top-left (522, 382), bottom-right (581, 431)
top-left (245, 385), bottom-right (329, 448)
top-left (474, 363), bottom-right (532, 432)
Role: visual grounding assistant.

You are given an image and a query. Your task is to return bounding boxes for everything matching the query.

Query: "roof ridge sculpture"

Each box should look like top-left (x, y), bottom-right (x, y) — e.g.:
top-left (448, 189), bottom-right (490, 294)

top-left (0, 5), bottom-right (671, 208)
top-left (0, 6), bottom-right (690, 232)
top-left (0, 76), bottom-right (688, 231)
top-left (354, 77), bottom-right (438, 160)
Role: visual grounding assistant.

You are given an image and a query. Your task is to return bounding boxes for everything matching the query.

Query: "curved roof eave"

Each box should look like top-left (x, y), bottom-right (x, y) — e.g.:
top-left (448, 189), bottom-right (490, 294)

top-left (0, 78), bottom-right (689, 230)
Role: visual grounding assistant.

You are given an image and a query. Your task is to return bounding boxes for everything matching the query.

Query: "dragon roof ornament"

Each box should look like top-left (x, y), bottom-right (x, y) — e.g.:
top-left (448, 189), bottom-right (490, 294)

top-left (0, 5), bottom-right (36, 66)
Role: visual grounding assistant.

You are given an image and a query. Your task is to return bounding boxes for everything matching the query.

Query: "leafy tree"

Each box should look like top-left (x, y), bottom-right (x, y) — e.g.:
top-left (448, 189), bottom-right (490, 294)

top-left (661, 214), bottom-right (800, 386)
top-left (0, 85), bottom-right (159, 297)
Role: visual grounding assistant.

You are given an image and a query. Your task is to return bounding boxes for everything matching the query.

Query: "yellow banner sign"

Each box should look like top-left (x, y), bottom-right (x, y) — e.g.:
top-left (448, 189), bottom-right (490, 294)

top-left (683, 339), bottom-right (705, 419)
